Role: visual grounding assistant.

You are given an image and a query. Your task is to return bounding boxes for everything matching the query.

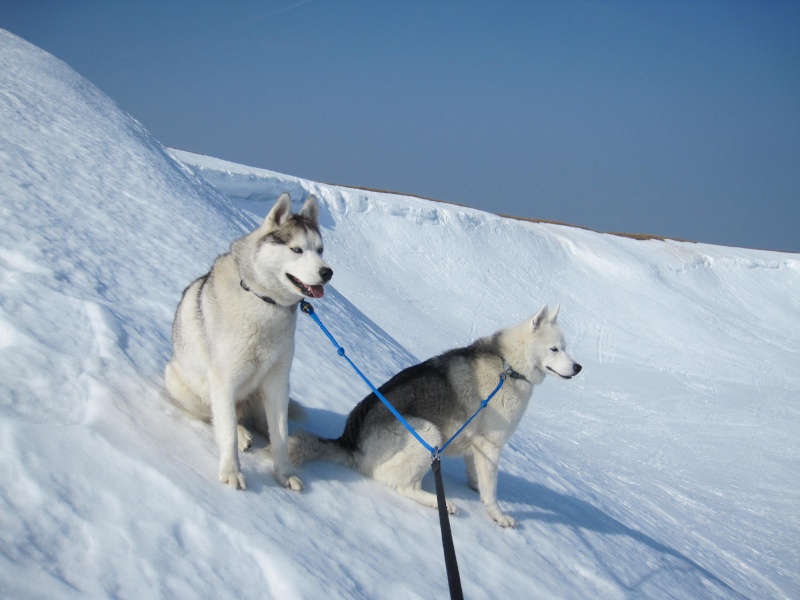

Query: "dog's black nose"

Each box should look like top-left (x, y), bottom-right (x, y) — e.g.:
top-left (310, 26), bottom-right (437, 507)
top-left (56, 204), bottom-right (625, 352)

top-left (573, 363), bottom-right (582, 374)
top-left (320, 267), bottom-right (333, 282)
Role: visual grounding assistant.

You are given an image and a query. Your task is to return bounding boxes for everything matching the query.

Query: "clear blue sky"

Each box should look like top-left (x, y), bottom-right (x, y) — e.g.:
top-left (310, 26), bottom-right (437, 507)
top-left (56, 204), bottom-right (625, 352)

top-left (3, 0), bottom-right (799, 252)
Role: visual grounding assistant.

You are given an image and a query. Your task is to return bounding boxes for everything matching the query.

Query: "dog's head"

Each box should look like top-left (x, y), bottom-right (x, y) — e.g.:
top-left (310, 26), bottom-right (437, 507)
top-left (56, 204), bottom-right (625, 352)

top-left (526, 304), bottom-right (582, 381)
top-left (236, 193), bottom-right (333, 304)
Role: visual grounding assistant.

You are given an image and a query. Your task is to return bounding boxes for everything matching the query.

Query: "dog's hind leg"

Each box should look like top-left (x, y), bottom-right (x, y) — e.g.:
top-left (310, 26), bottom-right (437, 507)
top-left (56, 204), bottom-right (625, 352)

top-left (235, 394), bottom-right (263, 452)
top-left (164, 361), bottom-right (211, 421)
top-left (364, 419), bottom-right (457, 514)
top-left (236, 425), bottom-right (253, 452)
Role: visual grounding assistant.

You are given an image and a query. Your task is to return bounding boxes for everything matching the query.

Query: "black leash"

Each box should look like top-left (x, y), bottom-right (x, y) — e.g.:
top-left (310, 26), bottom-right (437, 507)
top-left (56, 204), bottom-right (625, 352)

top-left (432, 453), bottom-right (464, 600)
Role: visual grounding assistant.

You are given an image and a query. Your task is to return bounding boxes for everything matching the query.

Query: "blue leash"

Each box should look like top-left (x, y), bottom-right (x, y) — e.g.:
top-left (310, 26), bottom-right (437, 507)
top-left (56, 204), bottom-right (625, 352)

top-left (300, 299), bottom-right (510, 600)
top-left (439, 374), bottom-right (506, 454)
top-left (299, 300), bottom-right (507, 458)
top-left (300, 301), bottom-right (436, 453)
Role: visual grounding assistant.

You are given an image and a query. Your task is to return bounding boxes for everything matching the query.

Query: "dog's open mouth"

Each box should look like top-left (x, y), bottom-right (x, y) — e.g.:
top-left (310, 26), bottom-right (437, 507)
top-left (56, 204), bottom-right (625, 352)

top-left (547, 366), bottom-right (572, 379)
top-left (287, 274), bottom-right (325, 298)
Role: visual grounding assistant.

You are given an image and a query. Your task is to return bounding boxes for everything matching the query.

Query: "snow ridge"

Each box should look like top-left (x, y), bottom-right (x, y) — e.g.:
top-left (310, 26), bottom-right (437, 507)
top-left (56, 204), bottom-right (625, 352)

top-left (2, 29), bottom-right (799, 599)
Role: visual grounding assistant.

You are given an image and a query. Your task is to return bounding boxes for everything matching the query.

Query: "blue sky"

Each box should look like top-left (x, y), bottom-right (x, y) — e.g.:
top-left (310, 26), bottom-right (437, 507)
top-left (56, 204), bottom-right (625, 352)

top-left (2, 0), bottom-right (799, 252)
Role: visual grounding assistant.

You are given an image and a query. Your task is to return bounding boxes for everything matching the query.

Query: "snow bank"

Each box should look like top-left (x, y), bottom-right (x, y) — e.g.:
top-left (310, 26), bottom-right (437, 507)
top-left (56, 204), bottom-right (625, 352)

top-left (2, 29), bottom-right (799, 599)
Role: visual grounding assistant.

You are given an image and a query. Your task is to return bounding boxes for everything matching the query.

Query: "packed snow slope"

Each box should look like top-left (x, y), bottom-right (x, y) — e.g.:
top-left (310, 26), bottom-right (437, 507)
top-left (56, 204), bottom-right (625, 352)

top-left (1, 30), bottom-right (799, 599)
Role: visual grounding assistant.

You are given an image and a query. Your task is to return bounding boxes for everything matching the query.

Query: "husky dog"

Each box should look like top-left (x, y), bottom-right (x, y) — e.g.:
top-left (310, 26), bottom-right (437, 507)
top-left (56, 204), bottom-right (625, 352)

top-left (165, 193), bottom-right (332, 491)
top-left (288, 305), bottom-right (580, 527)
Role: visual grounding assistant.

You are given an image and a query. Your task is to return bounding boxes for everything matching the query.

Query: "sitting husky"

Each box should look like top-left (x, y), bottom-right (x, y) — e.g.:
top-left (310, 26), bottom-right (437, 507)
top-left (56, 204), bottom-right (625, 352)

top-left (165, 193), bottom-right (332, 491)
top-left (288, 304), bottom-right (581, 527)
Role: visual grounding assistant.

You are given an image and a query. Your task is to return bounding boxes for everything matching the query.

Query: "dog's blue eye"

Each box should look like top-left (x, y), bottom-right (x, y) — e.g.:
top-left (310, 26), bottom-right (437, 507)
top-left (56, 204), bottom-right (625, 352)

top-left (291, 247), bottom-right (302, 254)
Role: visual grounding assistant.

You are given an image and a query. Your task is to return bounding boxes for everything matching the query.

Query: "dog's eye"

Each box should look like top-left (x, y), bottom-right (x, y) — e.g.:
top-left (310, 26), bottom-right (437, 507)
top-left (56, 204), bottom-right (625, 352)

top-left (550, 347), bottom-right (558, 353)
top-left (317, 247), bottom-right (324, 255)
top-left (290, 247), bottom-right (302, 254)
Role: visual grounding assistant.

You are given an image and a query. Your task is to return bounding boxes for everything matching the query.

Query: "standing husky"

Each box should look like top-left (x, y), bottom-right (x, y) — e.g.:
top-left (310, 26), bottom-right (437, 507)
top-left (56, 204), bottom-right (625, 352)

top-left (165, 193), bottom-right (332, 491)
top-left (288, 304), bottom-right (580, 527)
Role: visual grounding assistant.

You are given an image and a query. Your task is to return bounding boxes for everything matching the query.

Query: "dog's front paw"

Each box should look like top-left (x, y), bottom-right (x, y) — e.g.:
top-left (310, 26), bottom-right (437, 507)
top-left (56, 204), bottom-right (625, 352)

top-left (219, 468), bottom-right (247, 490)
top-left (494, 513), bottom-right (517, 528)
top-left (487, 504), bottom-right (516, 528)
top-left (446, 499), bottom-right (459, 515)
top-left (276, 472), bottom-right (304, 492)
top-left (285, 475), bottom-right (304, 492)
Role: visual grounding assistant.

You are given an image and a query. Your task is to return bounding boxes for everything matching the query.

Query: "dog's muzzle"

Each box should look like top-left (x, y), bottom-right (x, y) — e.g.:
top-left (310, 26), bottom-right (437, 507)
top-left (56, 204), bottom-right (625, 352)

top-left (547, 363), bottom-right (582, 379)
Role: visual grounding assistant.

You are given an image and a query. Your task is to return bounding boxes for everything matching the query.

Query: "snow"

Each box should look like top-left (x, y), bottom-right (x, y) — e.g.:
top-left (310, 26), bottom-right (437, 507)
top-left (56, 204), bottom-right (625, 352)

top-left (1, 29), bottom-right (799, 599)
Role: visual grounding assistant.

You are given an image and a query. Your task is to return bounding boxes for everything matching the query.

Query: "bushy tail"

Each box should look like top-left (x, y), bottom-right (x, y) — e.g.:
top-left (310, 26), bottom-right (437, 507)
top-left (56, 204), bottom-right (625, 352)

top-left (280, 430), bottom-right (355, 469)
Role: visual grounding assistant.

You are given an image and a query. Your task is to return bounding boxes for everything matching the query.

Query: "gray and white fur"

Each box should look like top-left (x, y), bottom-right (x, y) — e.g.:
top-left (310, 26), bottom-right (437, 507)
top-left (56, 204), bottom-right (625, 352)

top-left (165, 193), bottom-right (332, 491)
top-left (288, 304), bottom-right (581, 527)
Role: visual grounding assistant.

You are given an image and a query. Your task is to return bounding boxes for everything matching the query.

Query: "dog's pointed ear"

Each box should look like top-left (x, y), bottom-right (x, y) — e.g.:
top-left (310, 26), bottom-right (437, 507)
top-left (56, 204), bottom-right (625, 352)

top-left (299, 195), bottom-right (319, 225)
top-left (531, 305), bottom-right (549, 331)
top-left (262, 193), bottom-right (293, 231)
top-left (548, 303), bottom-right (560, 323)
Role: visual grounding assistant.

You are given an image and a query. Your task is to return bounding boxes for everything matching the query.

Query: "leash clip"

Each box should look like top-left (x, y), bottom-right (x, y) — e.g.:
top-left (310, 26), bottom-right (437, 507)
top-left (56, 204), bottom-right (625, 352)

top-left (431, 446), bottom-right (441, 461)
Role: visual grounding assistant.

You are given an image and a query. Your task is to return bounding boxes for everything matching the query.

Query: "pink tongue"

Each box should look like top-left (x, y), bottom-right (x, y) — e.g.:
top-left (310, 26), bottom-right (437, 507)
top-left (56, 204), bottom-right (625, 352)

top-left (310, 285), bottom-right (325, 298)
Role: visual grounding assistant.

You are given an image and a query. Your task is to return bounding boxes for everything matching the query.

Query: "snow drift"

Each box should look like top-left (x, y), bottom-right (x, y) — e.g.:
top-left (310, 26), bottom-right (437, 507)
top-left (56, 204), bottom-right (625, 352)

top-left (1, 29), bottom-right (798, 599)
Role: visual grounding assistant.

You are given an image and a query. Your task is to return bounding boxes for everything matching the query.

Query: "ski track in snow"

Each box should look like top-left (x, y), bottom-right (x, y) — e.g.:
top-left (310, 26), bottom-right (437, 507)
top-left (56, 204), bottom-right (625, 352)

top-left (2, 29), bottom-right (800, 599)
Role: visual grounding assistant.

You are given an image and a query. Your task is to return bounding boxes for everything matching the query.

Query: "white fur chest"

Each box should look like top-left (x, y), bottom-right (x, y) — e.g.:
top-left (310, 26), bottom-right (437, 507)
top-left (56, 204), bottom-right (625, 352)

top-left (215, 297), bottom-right (298, 397)
top-left (444, 369), bottom-right (534, 455)
top-left (482, 378), bottom-right (533, 444)
top-left (499, 378), bottom-right (534, 413)
top-left (241, 304), bottom-right (297, 361)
